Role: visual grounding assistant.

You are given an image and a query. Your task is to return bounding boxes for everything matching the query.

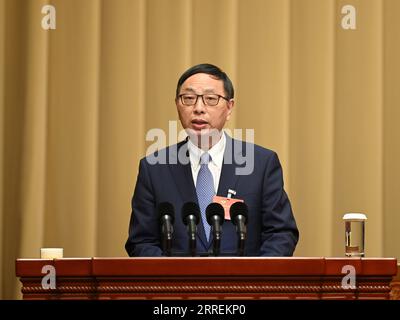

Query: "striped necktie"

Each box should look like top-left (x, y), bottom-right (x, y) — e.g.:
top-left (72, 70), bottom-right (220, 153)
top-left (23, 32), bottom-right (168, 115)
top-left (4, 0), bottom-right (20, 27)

top-left (195, 153), bottom-right (215, 242)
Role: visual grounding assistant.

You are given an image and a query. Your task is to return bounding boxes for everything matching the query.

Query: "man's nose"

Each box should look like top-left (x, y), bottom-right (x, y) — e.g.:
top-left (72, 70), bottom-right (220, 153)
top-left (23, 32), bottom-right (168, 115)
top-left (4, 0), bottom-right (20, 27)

top-left (193, 96), bottom-right (206, 113)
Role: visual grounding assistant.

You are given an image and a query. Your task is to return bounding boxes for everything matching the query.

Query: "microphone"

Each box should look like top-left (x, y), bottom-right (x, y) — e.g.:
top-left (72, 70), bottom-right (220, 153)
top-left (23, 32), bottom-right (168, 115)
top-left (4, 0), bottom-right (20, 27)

top-left (158, 202), bottom-right (175, 256)
top-left (181, 202), bottom-right (200, 257)
top-left (229, 202), bottom-right (248, 256)
top-left (206, 203), bottom-right (225, 256)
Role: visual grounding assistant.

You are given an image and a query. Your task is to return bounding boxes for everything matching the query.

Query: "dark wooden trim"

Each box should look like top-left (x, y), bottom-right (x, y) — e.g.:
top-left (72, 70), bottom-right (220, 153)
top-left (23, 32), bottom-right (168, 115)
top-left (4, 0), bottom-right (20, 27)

top-left (15, 257), bottom-right (398, 300)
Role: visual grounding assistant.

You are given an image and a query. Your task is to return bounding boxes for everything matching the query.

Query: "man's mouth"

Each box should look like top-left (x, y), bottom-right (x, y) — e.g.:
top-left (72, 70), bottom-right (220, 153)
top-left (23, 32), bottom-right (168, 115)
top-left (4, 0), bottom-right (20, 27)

top-left (191, 119), bottom-right (208, 129)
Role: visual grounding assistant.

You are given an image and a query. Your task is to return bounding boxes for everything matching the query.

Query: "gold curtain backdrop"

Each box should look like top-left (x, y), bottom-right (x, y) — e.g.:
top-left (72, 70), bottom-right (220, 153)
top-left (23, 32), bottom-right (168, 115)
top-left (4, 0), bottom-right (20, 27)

top-left (1, 0), bottom-right (399, 299)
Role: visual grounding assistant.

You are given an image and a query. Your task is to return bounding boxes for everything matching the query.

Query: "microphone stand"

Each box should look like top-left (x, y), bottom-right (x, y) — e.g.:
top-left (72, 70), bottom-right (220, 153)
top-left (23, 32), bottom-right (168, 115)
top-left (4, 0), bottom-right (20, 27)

top-left (237, 232), bottom-right (245, 256)
top-left (189, 227), bottom-right (196, 257)
top-left (162, 236), bottom-right (171, 256)
top-left (212, 219), bottom-right (222, 257)
top-left (235, 215), bottom-right (247, 256)
top-left (170, 251), bottom-right (237, 257)
top-left (213, 237), bottom-right (221, 257)
top-left (161, 223), bottom-right (172, 257)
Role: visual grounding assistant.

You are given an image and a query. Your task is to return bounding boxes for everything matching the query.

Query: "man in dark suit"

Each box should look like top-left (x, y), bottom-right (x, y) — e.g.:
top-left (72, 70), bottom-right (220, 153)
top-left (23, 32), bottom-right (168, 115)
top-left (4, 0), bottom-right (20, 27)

top-left (125, 63), bottom-right (299, 257)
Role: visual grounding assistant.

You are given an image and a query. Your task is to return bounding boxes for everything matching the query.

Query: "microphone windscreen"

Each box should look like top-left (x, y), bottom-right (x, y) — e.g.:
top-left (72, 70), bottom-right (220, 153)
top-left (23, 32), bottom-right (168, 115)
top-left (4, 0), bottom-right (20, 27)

top-left (181, 202), bottom-right (200, 224)
top-left (206, 203), bottom-right (225, 225)
top-left (230, 202), bottom-right (248, 225)
top-left (158, 202), bottom-right (175, 223)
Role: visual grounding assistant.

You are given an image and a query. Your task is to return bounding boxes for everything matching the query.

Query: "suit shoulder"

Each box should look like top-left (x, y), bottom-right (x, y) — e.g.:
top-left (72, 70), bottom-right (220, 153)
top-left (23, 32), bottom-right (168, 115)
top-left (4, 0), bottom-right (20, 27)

top-left (253, 143), bottom-right (277, 158)
top-left (141, 140), bottom-right (188, 164)
top-left (235, 138), bottom-right (277, 158)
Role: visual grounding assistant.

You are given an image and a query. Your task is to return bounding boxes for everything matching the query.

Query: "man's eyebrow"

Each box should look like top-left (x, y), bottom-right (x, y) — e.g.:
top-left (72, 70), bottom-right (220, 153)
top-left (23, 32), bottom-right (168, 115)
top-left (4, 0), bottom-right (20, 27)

top-left (181, 87), bottom-right (217, 93)
top-left (203, 88), bottom-right (217, 93)
top-left (181, 87), bottom-right (196, 92)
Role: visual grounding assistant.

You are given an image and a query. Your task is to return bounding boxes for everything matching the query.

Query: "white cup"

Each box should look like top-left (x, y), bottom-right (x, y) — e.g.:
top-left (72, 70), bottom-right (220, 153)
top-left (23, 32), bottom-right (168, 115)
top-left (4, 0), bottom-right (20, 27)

top-left (40, 248), bottom-right (64, 259)
top-left (343, 213), bottom-right (367, 257)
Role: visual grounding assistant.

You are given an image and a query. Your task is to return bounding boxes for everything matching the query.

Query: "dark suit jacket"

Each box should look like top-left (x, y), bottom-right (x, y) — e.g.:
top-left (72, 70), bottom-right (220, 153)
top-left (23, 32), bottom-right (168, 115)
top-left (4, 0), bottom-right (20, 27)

top-left (125, 134), bottom-right (299, 256)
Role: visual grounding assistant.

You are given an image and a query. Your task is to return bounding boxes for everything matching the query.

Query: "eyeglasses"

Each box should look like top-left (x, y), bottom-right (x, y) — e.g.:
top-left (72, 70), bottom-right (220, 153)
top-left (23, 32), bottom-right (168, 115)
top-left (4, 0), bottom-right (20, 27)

top-left (178, 94), bottom-right (229, 107)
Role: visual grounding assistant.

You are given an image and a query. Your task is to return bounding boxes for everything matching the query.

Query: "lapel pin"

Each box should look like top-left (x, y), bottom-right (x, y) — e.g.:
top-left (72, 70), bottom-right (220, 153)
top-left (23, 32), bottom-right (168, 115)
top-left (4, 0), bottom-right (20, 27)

top-left (227, 189), bottom-right (236, 199)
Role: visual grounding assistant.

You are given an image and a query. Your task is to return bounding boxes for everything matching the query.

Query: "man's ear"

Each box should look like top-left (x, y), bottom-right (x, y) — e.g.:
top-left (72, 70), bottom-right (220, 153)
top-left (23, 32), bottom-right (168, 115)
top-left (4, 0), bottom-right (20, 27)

top-left (226, 99), bottom-right (234, 120)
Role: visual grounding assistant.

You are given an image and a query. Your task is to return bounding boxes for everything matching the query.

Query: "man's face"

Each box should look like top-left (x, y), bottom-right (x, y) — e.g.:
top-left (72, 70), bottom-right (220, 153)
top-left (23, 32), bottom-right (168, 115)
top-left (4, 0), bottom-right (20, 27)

top-left (175, 73), bottom-right (234, 144)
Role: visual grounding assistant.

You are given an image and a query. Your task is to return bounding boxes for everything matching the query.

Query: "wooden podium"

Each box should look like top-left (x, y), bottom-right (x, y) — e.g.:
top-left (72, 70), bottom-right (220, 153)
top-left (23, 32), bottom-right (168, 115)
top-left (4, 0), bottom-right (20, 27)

top-left (15, 257), bottom-right (398, 300)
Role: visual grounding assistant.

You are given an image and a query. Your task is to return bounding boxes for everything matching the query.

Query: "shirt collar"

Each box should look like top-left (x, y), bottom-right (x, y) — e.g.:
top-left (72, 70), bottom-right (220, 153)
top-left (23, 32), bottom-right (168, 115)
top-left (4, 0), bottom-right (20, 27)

top-left (188, 132), bottom-right (226, 170)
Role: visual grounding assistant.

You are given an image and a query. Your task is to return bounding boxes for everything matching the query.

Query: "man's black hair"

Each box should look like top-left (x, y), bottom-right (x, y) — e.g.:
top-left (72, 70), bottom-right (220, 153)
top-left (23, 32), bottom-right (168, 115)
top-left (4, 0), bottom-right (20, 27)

top-left (176, 63), bottom-right (234, 99)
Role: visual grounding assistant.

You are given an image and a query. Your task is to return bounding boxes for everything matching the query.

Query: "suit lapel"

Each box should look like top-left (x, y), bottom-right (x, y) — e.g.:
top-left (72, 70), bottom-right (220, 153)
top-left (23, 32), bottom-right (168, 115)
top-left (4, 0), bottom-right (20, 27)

top-left (206, 135), bottom-right (241, 252)
top-left (168, 140), bottom-right (209, 249)
top-left (168, 141), bottom-right (197, 203)
top-left (217, 134), bottom-right (240, 197)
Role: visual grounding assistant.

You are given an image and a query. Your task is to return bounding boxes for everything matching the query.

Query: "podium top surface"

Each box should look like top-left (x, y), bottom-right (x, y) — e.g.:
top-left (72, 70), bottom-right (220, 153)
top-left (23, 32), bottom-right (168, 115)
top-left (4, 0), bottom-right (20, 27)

top-left (15, 257), bottom-right (398, 277)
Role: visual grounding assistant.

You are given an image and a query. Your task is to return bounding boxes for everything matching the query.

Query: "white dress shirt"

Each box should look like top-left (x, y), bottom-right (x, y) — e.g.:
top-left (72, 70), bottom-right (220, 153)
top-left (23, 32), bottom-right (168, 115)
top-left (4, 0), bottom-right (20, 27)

top-left (187, 132), bottom-right (226, 193)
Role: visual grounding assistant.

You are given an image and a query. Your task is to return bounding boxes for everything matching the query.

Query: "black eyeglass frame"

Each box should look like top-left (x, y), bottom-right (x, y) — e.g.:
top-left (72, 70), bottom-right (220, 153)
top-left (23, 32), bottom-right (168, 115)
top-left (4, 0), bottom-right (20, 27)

top-left (177, 93), bottom-right (230, 107)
